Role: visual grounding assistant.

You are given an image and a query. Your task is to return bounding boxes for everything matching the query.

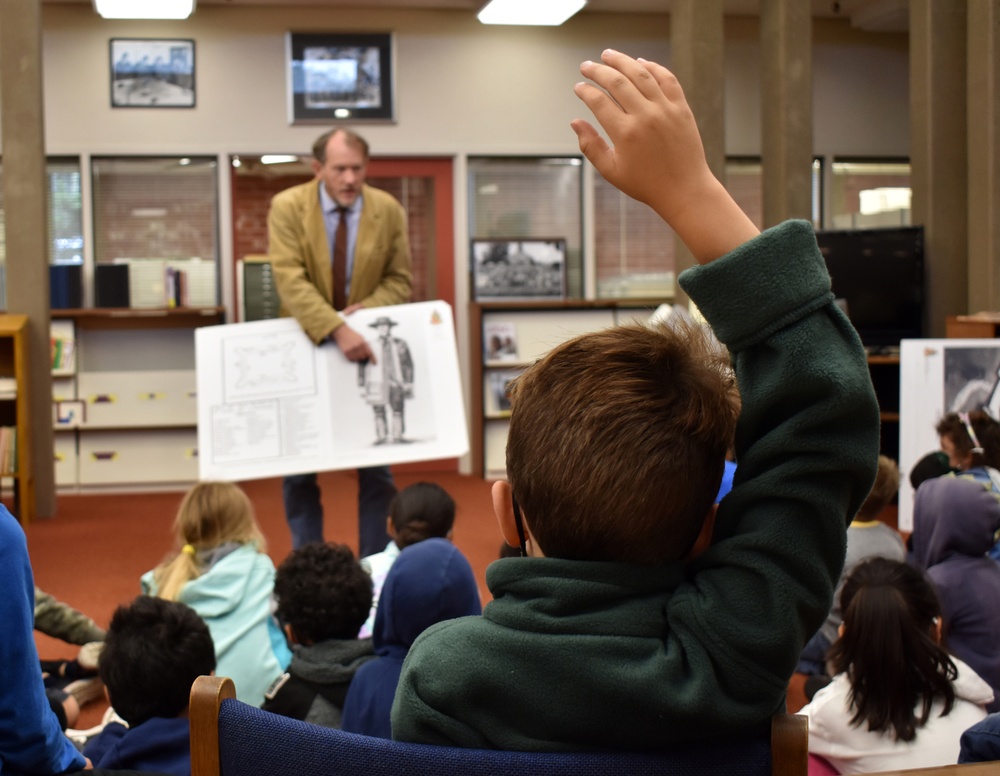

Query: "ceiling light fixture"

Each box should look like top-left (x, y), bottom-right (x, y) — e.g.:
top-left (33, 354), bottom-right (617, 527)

top-left (93, 0), bottom-right (196, 20)
top-left (478, 0), bottom-right (586, 26)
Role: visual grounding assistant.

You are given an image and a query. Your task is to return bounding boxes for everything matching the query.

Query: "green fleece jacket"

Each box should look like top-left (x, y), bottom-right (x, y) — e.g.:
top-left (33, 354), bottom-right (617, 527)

top-left (391, 220), bottom-right (880, 751)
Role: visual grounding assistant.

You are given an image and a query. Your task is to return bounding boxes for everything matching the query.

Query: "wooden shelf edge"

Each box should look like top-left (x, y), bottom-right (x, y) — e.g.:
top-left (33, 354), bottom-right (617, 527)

top-left (52, 306), bottom-right (225, 330)
top-left (77, 424), bottom-right (198, 431)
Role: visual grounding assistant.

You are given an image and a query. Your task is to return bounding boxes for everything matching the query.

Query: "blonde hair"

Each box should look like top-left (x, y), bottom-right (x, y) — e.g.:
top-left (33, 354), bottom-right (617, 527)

top-left (152, 481), bottom-right (265, 601)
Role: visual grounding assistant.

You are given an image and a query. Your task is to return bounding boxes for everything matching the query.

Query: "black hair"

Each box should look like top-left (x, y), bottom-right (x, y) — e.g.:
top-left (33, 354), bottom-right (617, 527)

top-left (274, 542), bottom-right (372, 644)
top-left (909, 450), bottom-right (954, 490)
top-left (827, 557), bottom-right (957, 742)
top-left (390, 482), bottom-right (456, 549)
top-left (99, 595), bottom-right (216, 726)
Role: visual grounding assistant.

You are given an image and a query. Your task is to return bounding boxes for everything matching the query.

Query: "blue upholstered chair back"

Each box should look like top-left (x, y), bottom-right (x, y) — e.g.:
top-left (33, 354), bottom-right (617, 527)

top-left (190, 676), bottom-right (806, 776)
top-left (216, 697), bottom-right (771, 776)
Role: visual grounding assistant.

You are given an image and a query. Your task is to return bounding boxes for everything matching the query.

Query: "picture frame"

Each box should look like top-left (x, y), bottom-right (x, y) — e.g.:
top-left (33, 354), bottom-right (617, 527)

top-left (471, 238), bottom-right (567, 301)
top-left (109, 38), bottom-right (195, 108)
top-left (483, 321), bottom-right (519, 363)
top-left (488, 370), bottom-right (522, 417)
top-left (287, 32), bottom-right (394, 124)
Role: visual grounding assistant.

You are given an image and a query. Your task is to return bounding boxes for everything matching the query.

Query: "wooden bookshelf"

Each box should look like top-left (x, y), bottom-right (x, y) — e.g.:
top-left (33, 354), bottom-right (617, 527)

top-left (0, 315), bottom-right (33, 522)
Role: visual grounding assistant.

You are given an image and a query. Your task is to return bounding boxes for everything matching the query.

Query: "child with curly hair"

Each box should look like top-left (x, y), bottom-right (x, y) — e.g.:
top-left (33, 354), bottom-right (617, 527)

top-left (264, 542), bottom-right (374, 728)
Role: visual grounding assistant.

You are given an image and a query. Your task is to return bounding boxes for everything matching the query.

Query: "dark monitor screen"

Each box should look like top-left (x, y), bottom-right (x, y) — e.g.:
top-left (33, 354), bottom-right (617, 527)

top-left (815, 226), bottom-right (924, 351)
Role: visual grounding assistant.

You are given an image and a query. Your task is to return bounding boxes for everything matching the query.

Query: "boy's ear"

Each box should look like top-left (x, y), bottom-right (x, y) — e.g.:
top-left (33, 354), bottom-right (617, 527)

top-left (492, 480), bottom-right (522, 549)
top-left (386, 516), bottom-right (396, 539)
top-left (684, 504), bottom-right (719, 561)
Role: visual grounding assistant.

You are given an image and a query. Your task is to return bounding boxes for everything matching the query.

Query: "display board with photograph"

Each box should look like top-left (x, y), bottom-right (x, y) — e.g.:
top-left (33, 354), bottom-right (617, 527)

top-left (899, 337), bottom-right (1000, 530)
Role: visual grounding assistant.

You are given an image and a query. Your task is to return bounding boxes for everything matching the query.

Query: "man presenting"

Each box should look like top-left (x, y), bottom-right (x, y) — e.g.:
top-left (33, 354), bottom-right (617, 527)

top-left (269, 128), bottom-right (412, 556)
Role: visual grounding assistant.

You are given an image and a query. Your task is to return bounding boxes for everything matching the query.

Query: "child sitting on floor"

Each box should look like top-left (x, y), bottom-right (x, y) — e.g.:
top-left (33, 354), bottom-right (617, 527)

top-left (390, 50), bottom-right (879, 751)
top-left (264, 542), bottom-right (374, 728)
top-left (359, 482), bottom-right (457, 638)
top-left (83, 595), bottom-right (216, 775)
top-left (802, 558), bottom-right (991, 774)
top-left (798, 455), bottom-right (906, 679)
top-left (341, 538), bottom-right (481, 739)
top-left (142, 481), bottom-right (291, 705)
top-left (912, 475), bottom-right (1000, 712)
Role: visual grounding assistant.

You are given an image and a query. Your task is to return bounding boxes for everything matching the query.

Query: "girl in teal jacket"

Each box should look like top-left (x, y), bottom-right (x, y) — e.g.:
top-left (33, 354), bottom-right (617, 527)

top-left (142, 481), bottom-right (291, 705)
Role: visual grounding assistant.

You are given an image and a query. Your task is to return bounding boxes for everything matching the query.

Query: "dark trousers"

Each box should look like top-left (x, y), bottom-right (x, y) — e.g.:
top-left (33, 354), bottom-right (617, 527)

top-left (282, 466), bottom-right (396, 558)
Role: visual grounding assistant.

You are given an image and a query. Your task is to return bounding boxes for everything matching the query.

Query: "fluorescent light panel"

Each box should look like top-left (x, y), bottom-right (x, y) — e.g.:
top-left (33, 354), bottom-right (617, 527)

top-left (93, 0), bottom-right (195, 19)
top-left (478, 0), bottom-right (586, 26)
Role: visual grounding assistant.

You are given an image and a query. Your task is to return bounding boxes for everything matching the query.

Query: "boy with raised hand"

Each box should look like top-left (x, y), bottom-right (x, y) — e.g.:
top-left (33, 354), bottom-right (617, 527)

top-left (391, 50), bottom-right (879, 751)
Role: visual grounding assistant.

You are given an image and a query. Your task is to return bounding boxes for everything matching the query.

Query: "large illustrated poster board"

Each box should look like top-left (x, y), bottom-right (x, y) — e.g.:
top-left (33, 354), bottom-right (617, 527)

top-left (195, 300), bottom-right (468, 481)
top-left (899, 338), bottom-right (1000, 530)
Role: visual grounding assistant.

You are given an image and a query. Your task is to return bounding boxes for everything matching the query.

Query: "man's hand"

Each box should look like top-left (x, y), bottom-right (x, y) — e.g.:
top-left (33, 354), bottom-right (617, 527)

top-left (571, 50), bottom-right (757, 263)
top-left (341, 303), bottom-right (365, 315)
top-left (331, 322), bottom-right (376, 363)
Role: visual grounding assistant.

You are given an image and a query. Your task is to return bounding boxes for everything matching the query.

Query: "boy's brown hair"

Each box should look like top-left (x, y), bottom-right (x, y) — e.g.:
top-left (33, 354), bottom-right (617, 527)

top-left (856, 454), bottom-right (900, 520)
top-left (506, 321), bottom-right (739, 565)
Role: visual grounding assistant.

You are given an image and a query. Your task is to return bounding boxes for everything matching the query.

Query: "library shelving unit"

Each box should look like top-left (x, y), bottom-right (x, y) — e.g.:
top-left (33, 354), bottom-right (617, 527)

top-left (469, 299), bottom-right (668, 479)
top-left (50, 306), bottom-right (224, 490)
top-left (0, 314), bottom-right (33, 522)
top-left (866, 353), bottom-right (901, 463)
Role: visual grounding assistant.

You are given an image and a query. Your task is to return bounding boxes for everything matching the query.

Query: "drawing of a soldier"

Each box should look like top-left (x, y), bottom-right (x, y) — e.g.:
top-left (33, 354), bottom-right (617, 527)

top-left (358, 316), bottom-right (414, 444)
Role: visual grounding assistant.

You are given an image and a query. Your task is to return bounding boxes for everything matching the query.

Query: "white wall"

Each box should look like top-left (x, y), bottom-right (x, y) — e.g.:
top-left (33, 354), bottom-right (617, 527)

top-left (40, 6), bottom-right (908, 158)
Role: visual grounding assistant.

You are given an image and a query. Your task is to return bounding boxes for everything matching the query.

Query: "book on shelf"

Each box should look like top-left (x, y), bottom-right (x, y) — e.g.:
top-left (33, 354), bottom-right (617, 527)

top-left (165, 266), bottom-right (189, 309)
top-left (484, 321), bottom-right (519, 362)
top-left (51, 334), bottom-right (76, 372)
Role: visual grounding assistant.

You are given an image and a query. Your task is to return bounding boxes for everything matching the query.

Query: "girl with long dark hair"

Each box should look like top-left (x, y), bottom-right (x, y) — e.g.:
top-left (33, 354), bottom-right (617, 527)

top-left (802, 557), bottom-right (991, 773)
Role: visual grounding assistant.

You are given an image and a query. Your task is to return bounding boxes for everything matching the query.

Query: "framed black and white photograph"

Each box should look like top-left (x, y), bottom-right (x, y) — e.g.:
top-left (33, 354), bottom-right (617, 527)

top-left (471, 238), bottom-right (567, 301)
top-left (110, 38), bottom-right (195, 108)
top-left (287, 32), bottom-right (394, 123)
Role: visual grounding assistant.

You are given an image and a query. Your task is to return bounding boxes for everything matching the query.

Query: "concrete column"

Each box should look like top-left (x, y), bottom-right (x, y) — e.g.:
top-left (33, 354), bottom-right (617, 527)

top-left (910, 0), bottom-right (967, 337)
top-left (670, 0), bottom-right (724, 303)
top-left (760, 0), bottom-right (813, 227)
top-left (967, 0), bottom-right (1000, 314)
top-left (1, 0), bottom-right (56, 517)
